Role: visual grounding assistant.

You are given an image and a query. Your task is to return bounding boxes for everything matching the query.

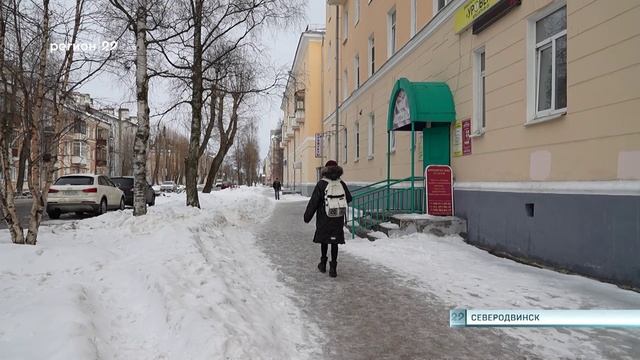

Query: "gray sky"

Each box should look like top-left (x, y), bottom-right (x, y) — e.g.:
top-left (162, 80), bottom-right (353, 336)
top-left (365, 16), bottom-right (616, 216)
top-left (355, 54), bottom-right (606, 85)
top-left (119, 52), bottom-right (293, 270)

top-left (78, 0), bottom-right (327, 161)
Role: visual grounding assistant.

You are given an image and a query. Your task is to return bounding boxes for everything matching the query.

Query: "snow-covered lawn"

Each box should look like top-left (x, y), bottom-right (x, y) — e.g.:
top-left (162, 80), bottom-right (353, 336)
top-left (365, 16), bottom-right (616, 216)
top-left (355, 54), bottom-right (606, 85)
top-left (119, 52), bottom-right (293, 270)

top-left (344, 233), bottom-right (640, 359)
top-left (0, 188), bottom-right (319, 360)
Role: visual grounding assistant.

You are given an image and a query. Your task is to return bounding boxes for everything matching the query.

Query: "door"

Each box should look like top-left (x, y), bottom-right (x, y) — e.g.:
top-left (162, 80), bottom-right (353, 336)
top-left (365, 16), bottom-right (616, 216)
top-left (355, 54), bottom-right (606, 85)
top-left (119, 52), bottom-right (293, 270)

top-left (422, 123), bottom-right (451, 168)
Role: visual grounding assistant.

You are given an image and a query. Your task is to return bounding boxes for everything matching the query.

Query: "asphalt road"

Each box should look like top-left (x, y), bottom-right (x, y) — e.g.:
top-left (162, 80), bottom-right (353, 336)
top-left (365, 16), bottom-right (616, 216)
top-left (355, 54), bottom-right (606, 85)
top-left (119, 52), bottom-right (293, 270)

top-left (0, 198), bottom-right (89, 230)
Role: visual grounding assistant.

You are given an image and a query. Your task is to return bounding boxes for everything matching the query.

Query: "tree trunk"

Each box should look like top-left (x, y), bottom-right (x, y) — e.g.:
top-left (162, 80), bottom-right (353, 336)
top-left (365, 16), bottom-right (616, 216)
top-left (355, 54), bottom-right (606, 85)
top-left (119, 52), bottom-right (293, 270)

top-left (132, 3), bottom-right (150, 216)
top-left (185, 0), bottom-right (203, 208)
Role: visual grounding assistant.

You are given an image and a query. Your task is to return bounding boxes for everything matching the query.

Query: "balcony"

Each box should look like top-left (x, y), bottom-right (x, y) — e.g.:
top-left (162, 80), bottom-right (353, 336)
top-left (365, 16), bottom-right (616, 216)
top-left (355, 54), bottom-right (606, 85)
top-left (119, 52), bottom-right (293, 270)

top-left (96, 138), bottom-right (107, 147)
top-left (295, 109), bottom-right (305, 124)
top-left (71, 156), bottom-right (87, 165)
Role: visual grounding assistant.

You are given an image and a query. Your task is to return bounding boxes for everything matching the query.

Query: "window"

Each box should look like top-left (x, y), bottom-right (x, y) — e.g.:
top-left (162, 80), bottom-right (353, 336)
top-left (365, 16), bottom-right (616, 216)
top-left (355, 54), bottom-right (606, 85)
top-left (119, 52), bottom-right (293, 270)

top-left (342, 128), bottom-right (348, 164)
top-left (343, 70), bottom-right (349, 101)
top-left (434, 0), bottom-right (452, 13)
top-left (368, 35), bottom-right (375, 76)
top-left (73, 119), bottom-right (86, 134)
top-left (532, 6), bottom-right (567, 119)
top-left (72, 141), bottom-right (85, 157)
top-left (343, 9), bottom-right (349, 42)
top-left (354, 0), bottom-right (360, 25)
top-left (354, 55), bottom-right (360, 89)
top-left (410, 0), bottom-right (417, 37)
top-left (390, 131), bottom-right (396, 152)
top-left (388, 8), bottom-right (397, 58)
top-left (355, 122), bottom-right (360, 160)
top-left (473, 48), bottom-right (486, 133)
top-left (368, 113), bottom-right (375, 158)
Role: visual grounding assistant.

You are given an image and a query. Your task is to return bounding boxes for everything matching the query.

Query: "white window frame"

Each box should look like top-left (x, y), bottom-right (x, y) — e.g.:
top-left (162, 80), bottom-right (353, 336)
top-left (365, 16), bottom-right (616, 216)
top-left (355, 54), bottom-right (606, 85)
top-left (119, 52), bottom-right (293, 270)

top-left (387, 8), bottom-right (397, 58)
top-left (410, 0), bottom-right (417, 37)
top-left (368, 35), bottom-right (375, 77)
top-left (367, 113), bottom-right (375, 159)
top-left (354, 122), bottom-right (360, 161)
top-left (526, 1), bottom-right (567, 123)
top-left (73, 140), bottom-right (85, 158)
top-left (472, 47), bottom-right (486, 135)
top-left (354, 0), bottom-right (360, 26)
top-left (343, 8), bottom-right (349, 42)
top-left (433, 0), bottom-right (452, 15)
top-left (390, 130), bottom-right (396, 153)
top-left (354, 54), bottom-right (360, 89)
top-left (342, 128), bottom-right (348, 164)
top-left (343, 70), bottom-right (349, 101)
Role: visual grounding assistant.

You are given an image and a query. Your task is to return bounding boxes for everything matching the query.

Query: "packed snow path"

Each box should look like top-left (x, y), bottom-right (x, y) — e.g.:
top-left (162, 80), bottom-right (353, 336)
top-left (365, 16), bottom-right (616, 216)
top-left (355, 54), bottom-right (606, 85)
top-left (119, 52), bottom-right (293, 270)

top-left (256, 196), bottom-right (537, 360)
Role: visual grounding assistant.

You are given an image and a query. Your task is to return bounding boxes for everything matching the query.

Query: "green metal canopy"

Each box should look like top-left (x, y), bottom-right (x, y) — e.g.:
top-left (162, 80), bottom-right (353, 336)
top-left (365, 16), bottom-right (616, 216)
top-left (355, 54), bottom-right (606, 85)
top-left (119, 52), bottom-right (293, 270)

top-left (387, 78), bottom-right (456, 131)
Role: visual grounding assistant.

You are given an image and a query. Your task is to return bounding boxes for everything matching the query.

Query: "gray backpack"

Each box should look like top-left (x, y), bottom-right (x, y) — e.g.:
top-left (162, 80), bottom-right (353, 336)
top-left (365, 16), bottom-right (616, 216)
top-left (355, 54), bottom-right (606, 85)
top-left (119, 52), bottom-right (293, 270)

top-left (323, 179), bottom-right (347, 218)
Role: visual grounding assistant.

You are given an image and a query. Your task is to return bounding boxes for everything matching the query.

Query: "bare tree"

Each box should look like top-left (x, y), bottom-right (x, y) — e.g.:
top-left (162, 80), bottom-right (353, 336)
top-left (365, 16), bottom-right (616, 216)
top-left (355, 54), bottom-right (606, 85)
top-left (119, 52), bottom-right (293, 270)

top-left (108, 0), bottom-right (175, 215)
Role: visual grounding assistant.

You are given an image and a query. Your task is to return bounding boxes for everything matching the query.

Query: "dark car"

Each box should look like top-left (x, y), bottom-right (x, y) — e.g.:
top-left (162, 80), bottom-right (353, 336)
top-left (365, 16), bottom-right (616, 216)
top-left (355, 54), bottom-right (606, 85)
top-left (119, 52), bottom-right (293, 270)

top-left (110, 176), bottom-right (156, 207)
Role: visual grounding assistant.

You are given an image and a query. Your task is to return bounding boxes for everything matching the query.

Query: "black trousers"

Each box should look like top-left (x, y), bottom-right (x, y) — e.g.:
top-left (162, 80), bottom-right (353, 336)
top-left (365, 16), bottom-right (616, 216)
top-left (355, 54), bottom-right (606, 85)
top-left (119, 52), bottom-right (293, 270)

top-left (274, 189), bottom-right (280, 200)
top-left (321, 243), bottom-right (338, 262)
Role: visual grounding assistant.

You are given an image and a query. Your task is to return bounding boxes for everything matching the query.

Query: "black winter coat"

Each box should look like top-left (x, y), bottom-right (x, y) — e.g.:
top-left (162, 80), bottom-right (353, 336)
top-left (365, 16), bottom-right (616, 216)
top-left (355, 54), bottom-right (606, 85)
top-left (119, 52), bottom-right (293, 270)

top-left (303, 165), bottom-right (352, 244)
top-left (272, 181), bottom-right (281, 191)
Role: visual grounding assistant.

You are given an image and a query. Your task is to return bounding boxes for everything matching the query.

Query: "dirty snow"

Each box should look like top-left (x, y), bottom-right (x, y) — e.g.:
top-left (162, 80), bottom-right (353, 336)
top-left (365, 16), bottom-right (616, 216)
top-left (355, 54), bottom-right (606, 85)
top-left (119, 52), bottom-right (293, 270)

top-left (0, 187), bottom-right (320, 360)
top-left (343, 233), bottom-right (640, 359)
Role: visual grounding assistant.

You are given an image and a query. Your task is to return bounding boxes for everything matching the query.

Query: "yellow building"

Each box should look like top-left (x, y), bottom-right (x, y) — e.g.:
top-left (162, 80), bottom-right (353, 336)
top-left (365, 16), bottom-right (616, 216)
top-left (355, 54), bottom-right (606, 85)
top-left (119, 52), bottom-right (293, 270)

top-left (281, 27), bottom-right (326, 191)
top-left (318, 0), bottom-right (640, 288)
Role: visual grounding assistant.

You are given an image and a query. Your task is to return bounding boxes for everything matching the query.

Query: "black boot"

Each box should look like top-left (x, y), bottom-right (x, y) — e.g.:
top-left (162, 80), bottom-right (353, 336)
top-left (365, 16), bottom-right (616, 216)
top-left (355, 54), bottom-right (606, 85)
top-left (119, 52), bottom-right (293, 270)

top-left (317, 256), bottom-right (328, 273)
top-left (329, 261), bottom-right (337, 277)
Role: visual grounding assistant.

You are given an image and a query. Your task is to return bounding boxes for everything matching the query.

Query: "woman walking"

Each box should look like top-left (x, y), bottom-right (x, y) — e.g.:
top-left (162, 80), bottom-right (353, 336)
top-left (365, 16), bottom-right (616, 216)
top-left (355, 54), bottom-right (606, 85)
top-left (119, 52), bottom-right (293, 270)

top-left (303, 160), bottom-right (352, 277)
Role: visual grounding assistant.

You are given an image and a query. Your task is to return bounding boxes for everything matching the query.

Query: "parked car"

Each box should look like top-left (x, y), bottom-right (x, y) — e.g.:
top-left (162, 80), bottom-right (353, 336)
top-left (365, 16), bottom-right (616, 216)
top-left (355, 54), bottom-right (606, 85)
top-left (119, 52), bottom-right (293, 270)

top-left (47, 174), bottom-right (125, 219)
top-left (110, 176), bottom-right (156, 207)
top-left (160, 181), bottom-right (178, 192)
top-left (151, 185), bottom-right (162, 196)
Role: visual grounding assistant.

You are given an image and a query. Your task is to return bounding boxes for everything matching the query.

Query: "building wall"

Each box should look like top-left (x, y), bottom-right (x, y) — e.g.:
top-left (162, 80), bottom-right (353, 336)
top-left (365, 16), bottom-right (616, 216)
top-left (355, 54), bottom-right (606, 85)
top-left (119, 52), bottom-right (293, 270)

top-left (320, 0), bottom-right (640, 287)
top-left (281, 31), bottom-right (325, 193)
top-left (323, 0), bottom-right (640, 184)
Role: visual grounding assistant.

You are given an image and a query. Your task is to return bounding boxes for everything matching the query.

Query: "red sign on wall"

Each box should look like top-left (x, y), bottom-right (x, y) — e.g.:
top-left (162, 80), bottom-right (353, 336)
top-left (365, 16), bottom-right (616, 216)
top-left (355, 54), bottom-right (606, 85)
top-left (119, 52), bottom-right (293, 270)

top-left (462, 119), bottom-right (472, 156)
top-left (425, 165), bottom-right (454, 216)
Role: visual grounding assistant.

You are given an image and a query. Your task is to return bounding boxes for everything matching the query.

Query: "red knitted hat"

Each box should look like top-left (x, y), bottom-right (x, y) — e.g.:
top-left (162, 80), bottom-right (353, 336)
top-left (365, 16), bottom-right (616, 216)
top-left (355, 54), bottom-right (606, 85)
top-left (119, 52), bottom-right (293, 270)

top-left (325, 160), bottom-right (338, 167)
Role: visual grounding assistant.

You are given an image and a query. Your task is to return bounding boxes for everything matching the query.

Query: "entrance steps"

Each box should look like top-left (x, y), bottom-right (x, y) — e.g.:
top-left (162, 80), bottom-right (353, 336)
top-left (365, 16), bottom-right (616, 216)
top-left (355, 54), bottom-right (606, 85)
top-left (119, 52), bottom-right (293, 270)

top-left (361, 213), bottom-right (467, 241)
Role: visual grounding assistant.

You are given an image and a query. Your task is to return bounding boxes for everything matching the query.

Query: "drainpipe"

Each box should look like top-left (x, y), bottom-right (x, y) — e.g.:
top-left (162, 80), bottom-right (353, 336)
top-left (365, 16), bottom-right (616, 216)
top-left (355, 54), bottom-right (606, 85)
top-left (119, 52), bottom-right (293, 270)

top-left (334, 4), bottom-right (340, 163)
top-left (411, 122), bottom-right (415, 213)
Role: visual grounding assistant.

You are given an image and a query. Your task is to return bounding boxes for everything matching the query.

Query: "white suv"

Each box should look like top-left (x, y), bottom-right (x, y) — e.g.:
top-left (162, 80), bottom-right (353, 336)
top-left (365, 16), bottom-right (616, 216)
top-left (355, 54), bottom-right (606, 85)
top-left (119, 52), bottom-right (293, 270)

top-left (47, 174), bottom-right (125, 219)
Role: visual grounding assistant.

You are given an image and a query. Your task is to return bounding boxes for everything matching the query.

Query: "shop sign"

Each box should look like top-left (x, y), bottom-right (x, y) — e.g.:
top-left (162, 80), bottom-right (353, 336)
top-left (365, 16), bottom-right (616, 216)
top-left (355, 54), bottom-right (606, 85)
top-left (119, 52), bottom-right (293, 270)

top-left (454, 119), bottom-right (472, 157)
top-left (392, 90), bottom-right (411, 130)
top-left (455, 0), bottom-right (499, 33)
top-left (425, 165), bottom-right (454, 216)
top-left (315, 133), bottom-right (323, 158)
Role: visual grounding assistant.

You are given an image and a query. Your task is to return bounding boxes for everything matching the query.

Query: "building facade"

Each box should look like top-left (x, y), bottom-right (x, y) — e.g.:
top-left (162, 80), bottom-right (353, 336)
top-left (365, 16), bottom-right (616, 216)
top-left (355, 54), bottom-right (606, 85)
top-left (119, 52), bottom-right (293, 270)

top-left (315, 0), bottom-right (640, 287)
top-left (280, 27), bottom-right (326, 193)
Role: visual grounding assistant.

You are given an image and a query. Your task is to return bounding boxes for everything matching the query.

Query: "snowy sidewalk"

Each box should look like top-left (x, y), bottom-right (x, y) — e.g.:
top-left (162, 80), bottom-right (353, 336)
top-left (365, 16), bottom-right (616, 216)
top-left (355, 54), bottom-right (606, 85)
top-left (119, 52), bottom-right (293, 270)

top-left (256, 195), bottom-right (536, 360)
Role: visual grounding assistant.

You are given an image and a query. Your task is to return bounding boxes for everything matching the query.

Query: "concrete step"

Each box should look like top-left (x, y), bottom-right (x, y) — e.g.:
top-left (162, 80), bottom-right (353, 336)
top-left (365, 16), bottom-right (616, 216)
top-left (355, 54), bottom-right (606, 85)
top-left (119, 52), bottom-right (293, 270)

top-left (387, 213), bottom-right (467, 237)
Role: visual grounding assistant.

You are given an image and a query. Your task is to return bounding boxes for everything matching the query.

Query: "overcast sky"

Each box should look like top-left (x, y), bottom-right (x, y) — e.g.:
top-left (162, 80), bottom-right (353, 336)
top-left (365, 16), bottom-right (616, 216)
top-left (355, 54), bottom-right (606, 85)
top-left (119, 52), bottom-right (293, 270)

top-left (78, 0), bottom-right (326, 161)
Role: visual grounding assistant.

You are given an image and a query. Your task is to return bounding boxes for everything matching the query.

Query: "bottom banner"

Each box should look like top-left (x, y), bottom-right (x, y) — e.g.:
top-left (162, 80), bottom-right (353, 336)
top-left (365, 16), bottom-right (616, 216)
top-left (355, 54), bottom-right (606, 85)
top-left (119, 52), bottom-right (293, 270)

top-left (450, 309), bottom-right (640, 328)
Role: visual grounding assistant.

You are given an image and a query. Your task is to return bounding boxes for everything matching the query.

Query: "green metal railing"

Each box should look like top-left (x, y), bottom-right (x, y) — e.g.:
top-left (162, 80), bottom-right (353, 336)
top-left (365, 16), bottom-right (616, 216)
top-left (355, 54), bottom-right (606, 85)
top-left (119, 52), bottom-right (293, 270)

top-left (349, 177), bottom-right (425, 238)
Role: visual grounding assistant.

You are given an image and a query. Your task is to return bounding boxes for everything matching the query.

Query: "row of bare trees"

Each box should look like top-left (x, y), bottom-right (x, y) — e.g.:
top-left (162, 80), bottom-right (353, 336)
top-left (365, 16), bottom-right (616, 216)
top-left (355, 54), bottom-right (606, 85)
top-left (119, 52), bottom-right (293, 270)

top-left (0, 0), bottom-right (303, 245)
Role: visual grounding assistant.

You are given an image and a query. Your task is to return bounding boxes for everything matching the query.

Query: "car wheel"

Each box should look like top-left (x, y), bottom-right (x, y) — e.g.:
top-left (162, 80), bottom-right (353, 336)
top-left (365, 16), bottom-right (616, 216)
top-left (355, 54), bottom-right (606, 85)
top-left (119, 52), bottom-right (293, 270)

top-left (149, 194), bottom-right (156, 206)
top-left (47, 210), bottom-right (60, 220)
top-left (119, 197), bottom-right (125, 211)
top-left (97, 198), bottom-right (107, 216)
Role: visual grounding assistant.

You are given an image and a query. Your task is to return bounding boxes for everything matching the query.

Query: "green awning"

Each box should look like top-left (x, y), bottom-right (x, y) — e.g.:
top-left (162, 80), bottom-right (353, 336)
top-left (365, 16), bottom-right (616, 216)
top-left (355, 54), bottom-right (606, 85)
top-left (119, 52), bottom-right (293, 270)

top-left (387, 78), bottom-right (456, 131)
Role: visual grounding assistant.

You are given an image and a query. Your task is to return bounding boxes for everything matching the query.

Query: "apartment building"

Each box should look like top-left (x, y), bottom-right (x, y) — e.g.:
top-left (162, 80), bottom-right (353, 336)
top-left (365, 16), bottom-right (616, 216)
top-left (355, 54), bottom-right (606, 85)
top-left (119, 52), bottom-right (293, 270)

top-left (280, 26), bottom-right (326, 192)
top-left (319, 0), bottom-right (640, 287)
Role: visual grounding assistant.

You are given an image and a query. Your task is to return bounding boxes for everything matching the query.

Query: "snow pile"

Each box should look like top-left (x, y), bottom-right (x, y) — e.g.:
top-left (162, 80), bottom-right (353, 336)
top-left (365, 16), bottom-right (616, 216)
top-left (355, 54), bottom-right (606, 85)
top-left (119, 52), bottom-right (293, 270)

top-left (0, 188), bottom-right (320, 360)
top-left (344, 233), bottom-right (640, 359)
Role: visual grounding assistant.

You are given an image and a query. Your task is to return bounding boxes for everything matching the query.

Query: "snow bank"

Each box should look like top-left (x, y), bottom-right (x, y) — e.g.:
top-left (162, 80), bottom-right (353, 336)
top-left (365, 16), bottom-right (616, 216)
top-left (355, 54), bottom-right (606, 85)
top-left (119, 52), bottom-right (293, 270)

top-left (344, 233), bottom-right (640, 359)
top-left (0, 188), bottom-right (319, 360)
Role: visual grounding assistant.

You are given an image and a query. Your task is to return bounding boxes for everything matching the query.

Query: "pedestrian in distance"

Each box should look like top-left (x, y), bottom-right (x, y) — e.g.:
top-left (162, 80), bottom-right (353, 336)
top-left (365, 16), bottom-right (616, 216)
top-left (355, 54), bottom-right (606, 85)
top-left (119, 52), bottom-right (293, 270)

top-left (303, 160), bottom-right (352, 277)
top-left (272, 178), bottom-right (282, 200)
